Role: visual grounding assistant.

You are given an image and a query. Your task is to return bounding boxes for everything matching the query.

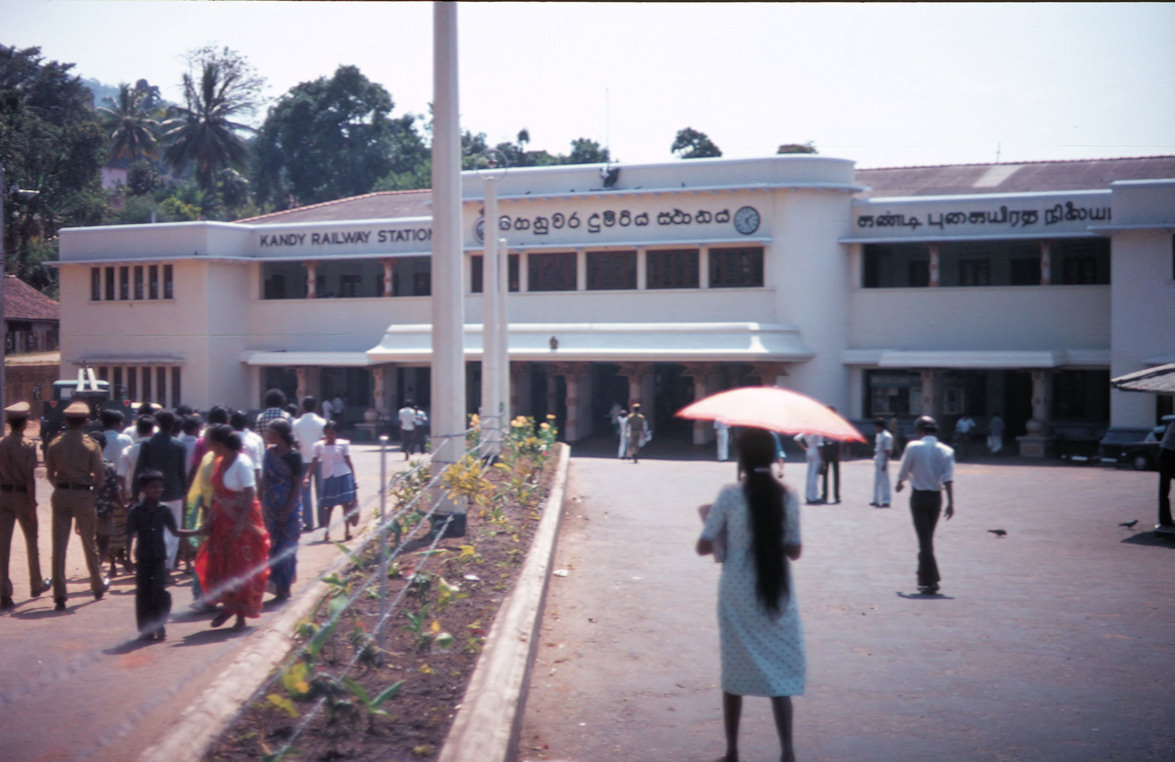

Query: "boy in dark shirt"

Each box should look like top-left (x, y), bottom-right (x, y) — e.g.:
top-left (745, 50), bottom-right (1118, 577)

top-left (126, 470), bottom-right (198, 641)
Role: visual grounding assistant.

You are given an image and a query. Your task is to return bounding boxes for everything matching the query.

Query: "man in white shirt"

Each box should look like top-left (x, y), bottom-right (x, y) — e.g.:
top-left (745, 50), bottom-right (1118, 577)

top-left (293, 396), bottom-right (327, 530)
top-left (230, 410), bottom-right (265, 486)
top-left (870, 417), bottom-right (894, 508)
top-left (794, 432), bottom-right (824, 504)
top-left (896, 416), bottom-right (956, 595)
top-left (398, 401), bottom-right (417, 459)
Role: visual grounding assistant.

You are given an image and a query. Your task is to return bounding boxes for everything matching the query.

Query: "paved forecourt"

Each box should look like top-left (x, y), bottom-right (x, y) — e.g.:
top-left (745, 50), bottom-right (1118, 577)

top-left (0, 438), bottom-right (411, 761)
top-left (519, 441), bottom-right (1175, 762)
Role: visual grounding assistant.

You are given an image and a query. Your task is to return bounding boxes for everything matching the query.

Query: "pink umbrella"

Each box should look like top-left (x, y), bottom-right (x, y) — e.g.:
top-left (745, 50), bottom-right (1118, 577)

top-left (676, 386), bottom-right (866, 443)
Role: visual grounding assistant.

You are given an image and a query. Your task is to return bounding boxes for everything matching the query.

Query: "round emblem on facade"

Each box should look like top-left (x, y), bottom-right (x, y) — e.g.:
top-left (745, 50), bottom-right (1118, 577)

top-left (473, 217), bottom-right (486, 244)
top-left (733, 206), bottom-right (760, 235)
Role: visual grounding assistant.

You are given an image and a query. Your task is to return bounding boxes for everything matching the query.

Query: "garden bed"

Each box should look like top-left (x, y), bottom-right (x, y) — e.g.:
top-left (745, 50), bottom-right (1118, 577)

top-left (205, 421), bottom-right (560, 761)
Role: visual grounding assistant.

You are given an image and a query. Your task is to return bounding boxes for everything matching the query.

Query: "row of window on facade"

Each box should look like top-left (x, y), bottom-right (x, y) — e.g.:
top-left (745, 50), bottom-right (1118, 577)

top-left (5, 323), bottom-right (58, 353)
top-left (90, 264), bottom-right (175, 301)
top-left (91, 365), bottom-right (183, 410)
top-left (259, 246), bottom-right (766, 300)
top-left (863, 239), bottom-right (1110, 288)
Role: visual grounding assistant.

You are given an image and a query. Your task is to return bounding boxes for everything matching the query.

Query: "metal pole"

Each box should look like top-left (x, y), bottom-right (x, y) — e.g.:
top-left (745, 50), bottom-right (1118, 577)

top-left (0, 166), bottom-right (6, 410)
top-left (378, 434), bottom-right (388, 648)
top-left (430, 1), bottom-right (467, 533)
top-left (498, 236), bottom-right (510, 424)
top-left (481, 176), bottom-right (500, 458)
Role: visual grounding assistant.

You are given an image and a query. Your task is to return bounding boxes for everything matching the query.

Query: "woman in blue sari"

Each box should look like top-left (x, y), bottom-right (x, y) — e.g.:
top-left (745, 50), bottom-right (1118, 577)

top-left (261, 419), bottom-right (302, 602)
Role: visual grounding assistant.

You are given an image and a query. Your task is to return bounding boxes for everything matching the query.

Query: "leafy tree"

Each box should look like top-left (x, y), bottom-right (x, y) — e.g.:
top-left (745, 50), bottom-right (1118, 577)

top-left (252, 65), bottom-right (425, 207)
top-left (566, 138), bottom-right (610, 165)
top-left (1, 44), bottom-right (108, 294)
top-left (126, 159), bottom-right (160, 196)
top-left (671, 127), bottom-right (722, 159)
top-left (162, 45), bottom-right (264, 192)
top-left (777, 142), bottom-right (817, 154)
top-left (98, 82), bottom-right (162, 163)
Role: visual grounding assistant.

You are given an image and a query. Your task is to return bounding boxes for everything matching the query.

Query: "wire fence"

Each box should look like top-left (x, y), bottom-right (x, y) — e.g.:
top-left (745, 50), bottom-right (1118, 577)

top-left (0, 411), bottom-right (544, 762)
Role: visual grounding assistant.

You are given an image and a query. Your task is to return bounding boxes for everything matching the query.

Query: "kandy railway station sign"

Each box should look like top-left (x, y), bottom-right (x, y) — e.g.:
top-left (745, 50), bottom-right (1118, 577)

top-left (852, 192), bottom-right (1113, 240)
top-left (250, 202), bottom-right (765, 257)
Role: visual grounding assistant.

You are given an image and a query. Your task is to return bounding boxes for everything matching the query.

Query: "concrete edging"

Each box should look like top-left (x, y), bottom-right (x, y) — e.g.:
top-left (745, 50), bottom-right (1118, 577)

top-left (438, 442), bottom-right (572, 762)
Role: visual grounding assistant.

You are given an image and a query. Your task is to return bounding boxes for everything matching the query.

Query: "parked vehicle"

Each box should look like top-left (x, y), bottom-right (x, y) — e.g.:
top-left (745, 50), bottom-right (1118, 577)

top-left (1097, 415), bottom-right (1175, 471)
top-left (38, 368), bottom-right (132, 451)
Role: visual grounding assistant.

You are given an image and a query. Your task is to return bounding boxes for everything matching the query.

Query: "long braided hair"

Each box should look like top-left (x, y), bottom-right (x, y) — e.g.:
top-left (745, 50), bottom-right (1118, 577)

top-left (737, 427), bottom-right (789, 616)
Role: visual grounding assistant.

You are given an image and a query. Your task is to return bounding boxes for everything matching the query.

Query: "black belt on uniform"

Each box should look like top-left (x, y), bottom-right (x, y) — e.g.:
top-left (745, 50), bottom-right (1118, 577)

top-left (56, 483), bottom-right (92, 491)
top-left (0, 484), bottom-right (28, 492)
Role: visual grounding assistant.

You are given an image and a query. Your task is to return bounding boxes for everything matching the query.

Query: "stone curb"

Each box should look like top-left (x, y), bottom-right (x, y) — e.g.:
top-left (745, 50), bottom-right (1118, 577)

top-left (438, 442), bottom-right (571, 762)
top-left (139, 529), bottom-right (372, 761)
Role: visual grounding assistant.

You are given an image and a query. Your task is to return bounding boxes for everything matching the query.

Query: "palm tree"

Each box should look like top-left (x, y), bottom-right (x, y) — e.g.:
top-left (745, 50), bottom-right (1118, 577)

top-left (162, 60), bottom-right (254, 191)
top-left (98, 83), bottom-right (161, 163)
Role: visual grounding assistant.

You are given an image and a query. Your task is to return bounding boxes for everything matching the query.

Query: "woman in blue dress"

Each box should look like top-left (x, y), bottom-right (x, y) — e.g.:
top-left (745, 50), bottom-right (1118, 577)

top-left (261, 419), bottom-right (302, 602)
top-left (698, 427), bottom-right (804, 762)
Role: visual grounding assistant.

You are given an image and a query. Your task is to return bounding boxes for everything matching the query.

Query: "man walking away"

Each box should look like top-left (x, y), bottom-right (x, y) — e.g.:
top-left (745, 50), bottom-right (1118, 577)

top-left (398, 401), bottom-right (417, 459)
top-left (293, 396), bottom-right (326, 530)
top-left (46, 400), bottom-right (108, 609)
top-left (895, 416), bottom-right (956, 595)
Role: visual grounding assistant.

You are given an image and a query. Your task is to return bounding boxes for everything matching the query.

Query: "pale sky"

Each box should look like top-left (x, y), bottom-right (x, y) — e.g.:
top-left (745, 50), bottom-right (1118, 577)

top-left (3, 1), bottom-right (1174, 169)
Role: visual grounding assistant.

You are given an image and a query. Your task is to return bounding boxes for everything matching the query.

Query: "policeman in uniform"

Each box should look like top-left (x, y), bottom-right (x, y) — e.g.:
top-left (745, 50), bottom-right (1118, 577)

top-left (0, 402), bottom-right (50, 609)
top-left (45, 399), bottom-right (107, 610)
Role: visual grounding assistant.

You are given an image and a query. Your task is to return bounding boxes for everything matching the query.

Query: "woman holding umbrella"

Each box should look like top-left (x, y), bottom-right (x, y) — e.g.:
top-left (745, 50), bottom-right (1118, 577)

top-left (697, 427), bottom-right (803, 762)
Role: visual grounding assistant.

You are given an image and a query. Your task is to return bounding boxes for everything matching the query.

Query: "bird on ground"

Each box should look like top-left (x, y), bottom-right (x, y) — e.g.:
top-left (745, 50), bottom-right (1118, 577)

top-left (987, 529), bottom-right (1007, 537)
top-left (1118, 519), bottom-right (1139, 528)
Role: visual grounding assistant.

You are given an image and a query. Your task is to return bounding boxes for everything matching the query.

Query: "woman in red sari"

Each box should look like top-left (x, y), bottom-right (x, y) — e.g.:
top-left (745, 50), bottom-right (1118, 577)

top-left (195, 427), bottom-right (270, 630)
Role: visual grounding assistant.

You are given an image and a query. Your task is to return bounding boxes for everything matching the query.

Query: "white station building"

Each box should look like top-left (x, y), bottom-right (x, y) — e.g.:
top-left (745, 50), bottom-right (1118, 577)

top-left (56, 154), bottom-right (1175, 452)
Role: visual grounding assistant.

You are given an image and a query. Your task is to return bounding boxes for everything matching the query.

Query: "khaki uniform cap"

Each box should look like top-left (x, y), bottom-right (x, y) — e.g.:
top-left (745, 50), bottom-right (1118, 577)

top-left (4, 401), bottom-right (30, 419)
top-left (63, 400), bottom-right (91, 418)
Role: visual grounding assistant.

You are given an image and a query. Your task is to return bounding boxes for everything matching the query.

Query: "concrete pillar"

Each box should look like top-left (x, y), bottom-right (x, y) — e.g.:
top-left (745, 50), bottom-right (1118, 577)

top-left (636, 249), bottom-right (647, 290)
top-left (430, 1), bottom-right (466, 474)
top-left (497, 238), bottom-right (511, 424)
top-left (919, 369), bottom-right (938, 419)
top-left (1040, 241), bottom-right (1052, 286)
top-left (681, 362), bottom-right (719, 444)
top-left (295, 367), bottom-right (309, 407)
top-left (305, 261), bottom-right (319, 298)
top-left (928, 244), bottom-right (940, 288)
top-left (381, 259), bottom-right (394, 297)
top-left (615, 362), bottom-right (644, 410)
top-left (1018, 370), bottom-right (1054, 457)
top-left (699, 246), bottom-right (710, 289)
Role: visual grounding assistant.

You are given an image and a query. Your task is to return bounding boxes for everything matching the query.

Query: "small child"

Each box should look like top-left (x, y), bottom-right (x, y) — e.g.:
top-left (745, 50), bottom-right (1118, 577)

top-left (126, 470), bottom-right (199, 641)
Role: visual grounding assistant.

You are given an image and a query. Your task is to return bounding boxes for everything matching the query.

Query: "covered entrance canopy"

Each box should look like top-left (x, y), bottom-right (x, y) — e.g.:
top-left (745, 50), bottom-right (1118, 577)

top-left (365, 321), bottom-right (815, 364)
top-left (1111, 363), bottom-right (1175, 394)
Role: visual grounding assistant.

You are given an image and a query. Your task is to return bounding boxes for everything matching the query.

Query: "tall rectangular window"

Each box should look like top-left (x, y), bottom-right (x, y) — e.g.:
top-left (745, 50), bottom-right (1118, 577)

top-left (126, 367), bottom-right (137, 402)
top-left (163, 265), bottom-right (174, 299)
top-left (470, 254), bottom-right (521, 293)
top-left (91, 268), bottom-right (101, 301)
top-left (1054, 239), bottom-right (1110, 285)
top-left (105, 267), bottom-right (116, 300)
top-left (709, 246), bottom-right (764, 288)
top-left (958, 259), bottom-right (991, 286)
top-left (112, 367), bottom-right (124, 397)
top-left (141, 367), bottom-right (152, 404)
top-left (133, 265), bottom-right (144, 299)
top-left (528, 252), bottom-right (577, 291)
top-left (172, 367), bottom-right (182, 408)
top-left (149, 265), bottom-right (159, 299)
top-left (863, 244), bottom-right (930, 288)
top-left (647, 249), bottom-right (699, 289)
top-left (586, 250), bottom-right (637, 290)
top-left (119, 267), bottom-right (130, 300)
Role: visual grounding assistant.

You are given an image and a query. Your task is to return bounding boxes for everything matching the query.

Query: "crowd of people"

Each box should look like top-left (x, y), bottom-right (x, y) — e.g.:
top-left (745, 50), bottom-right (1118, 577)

top-left (0, 389), bottom-right (362, 643)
